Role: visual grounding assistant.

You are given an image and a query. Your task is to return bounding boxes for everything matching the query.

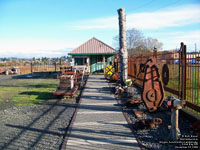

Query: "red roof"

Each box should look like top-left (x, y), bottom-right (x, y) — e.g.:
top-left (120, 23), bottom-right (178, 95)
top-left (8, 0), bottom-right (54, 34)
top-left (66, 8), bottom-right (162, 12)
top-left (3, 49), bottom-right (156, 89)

top-left (68, 37), bottom-right (117, 55)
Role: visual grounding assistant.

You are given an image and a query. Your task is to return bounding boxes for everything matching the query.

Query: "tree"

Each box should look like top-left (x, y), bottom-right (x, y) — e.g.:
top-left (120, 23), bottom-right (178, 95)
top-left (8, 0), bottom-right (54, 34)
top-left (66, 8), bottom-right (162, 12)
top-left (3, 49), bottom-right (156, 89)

top-left (113, 28), bottom-right (143, 50)
top-left (126, 28), bottom-right (144, 50)
top-left (140, 37), bottom-right (163, 51)
top-left (113, 28), bottom-right (163, 56)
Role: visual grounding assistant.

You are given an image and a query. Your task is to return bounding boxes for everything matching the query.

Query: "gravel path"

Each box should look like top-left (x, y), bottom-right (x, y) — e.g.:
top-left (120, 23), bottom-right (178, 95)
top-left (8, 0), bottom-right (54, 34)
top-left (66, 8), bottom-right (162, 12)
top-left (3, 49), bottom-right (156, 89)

top-left (0, 101), bottom-right (76, 150)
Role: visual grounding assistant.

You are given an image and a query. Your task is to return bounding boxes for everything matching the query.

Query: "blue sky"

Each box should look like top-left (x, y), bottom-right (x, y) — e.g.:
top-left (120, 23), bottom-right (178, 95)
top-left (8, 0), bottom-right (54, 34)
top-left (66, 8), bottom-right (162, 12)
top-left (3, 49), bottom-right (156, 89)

top-left (0, 0), bottom-right (200, 58)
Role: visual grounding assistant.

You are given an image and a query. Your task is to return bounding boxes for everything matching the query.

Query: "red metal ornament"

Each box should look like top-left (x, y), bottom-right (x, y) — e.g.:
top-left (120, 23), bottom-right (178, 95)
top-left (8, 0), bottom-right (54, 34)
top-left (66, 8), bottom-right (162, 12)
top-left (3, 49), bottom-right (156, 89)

top-left (141, 57), bottom-right (165, 112)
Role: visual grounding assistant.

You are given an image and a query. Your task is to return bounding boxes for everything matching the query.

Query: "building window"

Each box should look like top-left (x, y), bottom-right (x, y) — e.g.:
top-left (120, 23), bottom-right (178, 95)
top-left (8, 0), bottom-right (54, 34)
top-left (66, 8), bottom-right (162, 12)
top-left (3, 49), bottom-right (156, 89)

top-left (105, 55), bottom-right (111, 62)
top-left (97, 55), bottom-right (103, 62)
top-left (105, 56), bottom-right (108, 62)
top-left (75, 58), bottom-right (87, 65)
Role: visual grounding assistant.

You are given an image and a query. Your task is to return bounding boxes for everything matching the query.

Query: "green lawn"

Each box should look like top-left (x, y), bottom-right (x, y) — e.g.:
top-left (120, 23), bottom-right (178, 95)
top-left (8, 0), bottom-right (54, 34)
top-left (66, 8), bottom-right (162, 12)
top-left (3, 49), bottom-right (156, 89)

top-left (164, 64), bottom-right (200, 109)
top-left (0, 78), bottom-right (59, 106)
top-left (186, 68), bottom-right (200, 105)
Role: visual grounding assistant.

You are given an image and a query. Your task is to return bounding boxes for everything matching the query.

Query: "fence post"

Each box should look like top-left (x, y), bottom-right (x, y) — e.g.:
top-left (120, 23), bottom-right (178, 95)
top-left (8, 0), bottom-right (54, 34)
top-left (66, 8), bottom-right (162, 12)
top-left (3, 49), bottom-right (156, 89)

top-left (181, 42), bottom-right (187, 101)
top-left (31, 62), bottom-right (33, 73)
top-left (55, 62), bottom-right (57, 72)
top-left (153, 48), bottom-right (157, 59)
top-left (60, 58), bottom-right (62, 65)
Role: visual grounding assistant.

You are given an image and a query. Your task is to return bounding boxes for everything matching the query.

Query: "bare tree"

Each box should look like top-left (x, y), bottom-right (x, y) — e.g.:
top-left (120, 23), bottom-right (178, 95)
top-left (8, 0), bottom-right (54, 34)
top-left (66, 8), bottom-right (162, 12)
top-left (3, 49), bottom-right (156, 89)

top-left (140, 37), bottom-right (163, 51)
top-left (126, 28), bottom-right (144, 50)
top-left (113, 28), bottom-right (143, 50)
top-left (113, 28), bottom-right (163, 56)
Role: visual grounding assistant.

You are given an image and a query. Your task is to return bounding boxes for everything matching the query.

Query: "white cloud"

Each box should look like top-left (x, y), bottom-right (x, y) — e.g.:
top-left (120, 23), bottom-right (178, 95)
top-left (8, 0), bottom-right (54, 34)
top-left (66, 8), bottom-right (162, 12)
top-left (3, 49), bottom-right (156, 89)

top-left (74, 4), bottom-right (200, 30)
top-left (1, 4), bottom-right (200, 58)
top-left (0, 49), bottom-right (72, 58)
top-left (157, 30), bottom-right (200, 51)
top-left (0, 38), bottom-right (75, 58)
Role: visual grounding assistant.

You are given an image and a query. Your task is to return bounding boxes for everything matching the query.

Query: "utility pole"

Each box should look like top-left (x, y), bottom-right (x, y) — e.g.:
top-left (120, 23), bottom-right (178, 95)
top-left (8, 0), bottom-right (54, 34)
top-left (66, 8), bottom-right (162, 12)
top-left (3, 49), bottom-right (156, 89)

top-left (118, 8), bottom-right (128, 85)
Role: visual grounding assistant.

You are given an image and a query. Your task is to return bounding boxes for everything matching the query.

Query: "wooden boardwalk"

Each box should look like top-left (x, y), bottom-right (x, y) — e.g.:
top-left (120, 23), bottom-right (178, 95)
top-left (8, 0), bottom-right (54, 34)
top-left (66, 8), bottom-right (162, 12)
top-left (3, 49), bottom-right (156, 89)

top-left (66, 75), bottom-right (140, 150)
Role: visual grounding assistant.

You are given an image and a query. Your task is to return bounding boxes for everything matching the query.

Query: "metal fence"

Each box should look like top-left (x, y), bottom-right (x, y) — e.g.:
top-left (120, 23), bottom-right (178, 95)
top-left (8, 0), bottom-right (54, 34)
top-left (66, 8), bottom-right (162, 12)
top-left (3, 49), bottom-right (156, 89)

top-left (115, 43), bottom-right (200, 113)
top-left (186, 51), bottom-right (200, 112)
top-left (30, 63), bottom-right (62, 73)
top-left (1, 63), bottom-right (68, 74)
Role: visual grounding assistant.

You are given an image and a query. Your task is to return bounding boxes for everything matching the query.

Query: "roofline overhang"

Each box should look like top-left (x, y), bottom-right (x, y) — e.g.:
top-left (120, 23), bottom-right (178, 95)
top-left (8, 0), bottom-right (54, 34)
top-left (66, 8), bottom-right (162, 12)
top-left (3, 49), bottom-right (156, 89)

top-left (68, 53), bottom-right (118, 55)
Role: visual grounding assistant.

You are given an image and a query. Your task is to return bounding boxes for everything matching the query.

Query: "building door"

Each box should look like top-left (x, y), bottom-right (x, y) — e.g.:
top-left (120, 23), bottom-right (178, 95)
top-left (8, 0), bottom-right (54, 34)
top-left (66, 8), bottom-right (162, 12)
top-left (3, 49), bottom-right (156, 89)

top-left (91, 55), bottom-right (97, 73)
top-left (90, 55), bottom-right (104, 73)
top-left (105, 55), bottom-right (113, 66)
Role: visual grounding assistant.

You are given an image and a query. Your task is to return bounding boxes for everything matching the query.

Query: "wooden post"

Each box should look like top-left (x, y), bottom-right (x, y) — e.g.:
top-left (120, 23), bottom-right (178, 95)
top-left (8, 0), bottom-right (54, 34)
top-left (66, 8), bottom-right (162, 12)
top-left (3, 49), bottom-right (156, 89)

top-left (171, 108), bottom-right (180, 140)
top-left (118, 8), bottom-right (128, 85)
top-left (31, 62), bottom-right (33, 73)
top-left (55, 62), bottom-right (57, 72)
top-left (87, 56), bottom-right (90, 72)
top-left (103, 55), bottom-right (105, 73)
top-left (60, 58), bottom-right (62, 65)
top-left (169, 97), bottom-right (183, 140)
top-left (153, 47), bottom-right (157, 59)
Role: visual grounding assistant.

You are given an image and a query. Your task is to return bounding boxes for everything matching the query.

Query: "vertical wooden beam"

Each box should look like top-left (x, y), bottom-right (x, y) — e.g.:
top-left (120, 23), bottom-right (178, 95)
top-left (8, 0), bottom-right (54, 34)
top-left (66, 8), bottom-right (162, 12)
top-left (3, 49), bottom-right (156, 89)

top-left (103, 55), bottom-right (105, 73)
top-left (60, 58), bottom-right (62, 65)
top-left (87, 56), bottom-right (90, 73)
top-left (118, 8), bottom-right (128, 85)
top-left (171, 108), bottom-right (180, 140)
top-left (153, 47), bottom-right (157, 59)
top-left (55, 62), bottom-right (57, 72)
top-left (72, 57), bottom-right (75, 65)
top-left (31, 62), bottom-right (33, 74)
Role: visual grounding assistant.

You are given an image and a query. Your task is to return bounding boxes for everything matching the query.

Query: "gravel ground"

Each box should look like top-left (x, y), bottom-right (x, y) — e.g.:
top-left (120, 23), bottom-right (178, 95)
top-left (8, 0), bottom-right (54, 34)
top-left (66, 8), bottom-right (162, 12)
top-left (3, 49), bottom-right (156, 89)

top-left (109, 83), bottom-right (199, 150)
top-left (0, 75), bottom-right (13, 82)
top-left (0, 99), bottom-right (76, 150)
top-left (0, 73), bottom-right (88, 150)
top-left (0, 74), bottom-right (198, 149)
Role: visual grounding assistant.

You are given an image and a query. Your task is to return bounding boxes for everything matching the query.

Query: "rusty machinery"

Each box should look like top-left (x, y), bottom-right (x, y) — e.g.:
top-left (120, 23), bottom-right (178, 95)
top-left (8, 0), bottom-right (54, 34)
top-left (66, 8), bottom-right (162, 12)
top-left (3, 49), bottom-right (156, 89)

top-left (53, 67), bottom-right (86, 97)
top-left (115, 57), bottom-right (165, 112)
top-left (0, 67), bottom-right (20, 75)
top-left (107, 59), bottom-right (180, 131)
top-left (112, 57), bottom-right (165, 129)
top-left (141, 57), bottom-right (165, 112)
top-left (0, 68), bottom-right (6, 74)
top-left (105, 58), bottom-right (165, 111)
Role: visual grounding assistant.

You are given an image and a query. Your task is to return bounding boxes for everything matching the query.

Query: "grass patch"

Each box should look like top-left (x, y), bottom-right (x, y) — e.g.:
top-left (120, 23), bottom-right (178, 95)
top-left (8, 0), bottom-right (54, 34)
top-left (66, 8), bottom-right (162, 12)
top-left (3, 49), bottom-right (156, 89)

top-left (0, 78), bottom-right (59, 106)
top-left (164, 64), bottom-right (200, 114)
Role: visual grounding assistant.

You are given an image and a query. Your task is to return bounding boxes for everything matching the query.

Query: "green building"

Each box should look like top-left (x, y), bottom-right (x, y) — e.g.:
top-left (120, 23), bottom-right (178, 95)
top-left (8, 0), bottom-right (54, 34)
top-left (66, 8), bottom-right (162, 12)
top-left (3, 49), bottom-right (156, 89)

top-left (68, 37), bottom-right (118, 73)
